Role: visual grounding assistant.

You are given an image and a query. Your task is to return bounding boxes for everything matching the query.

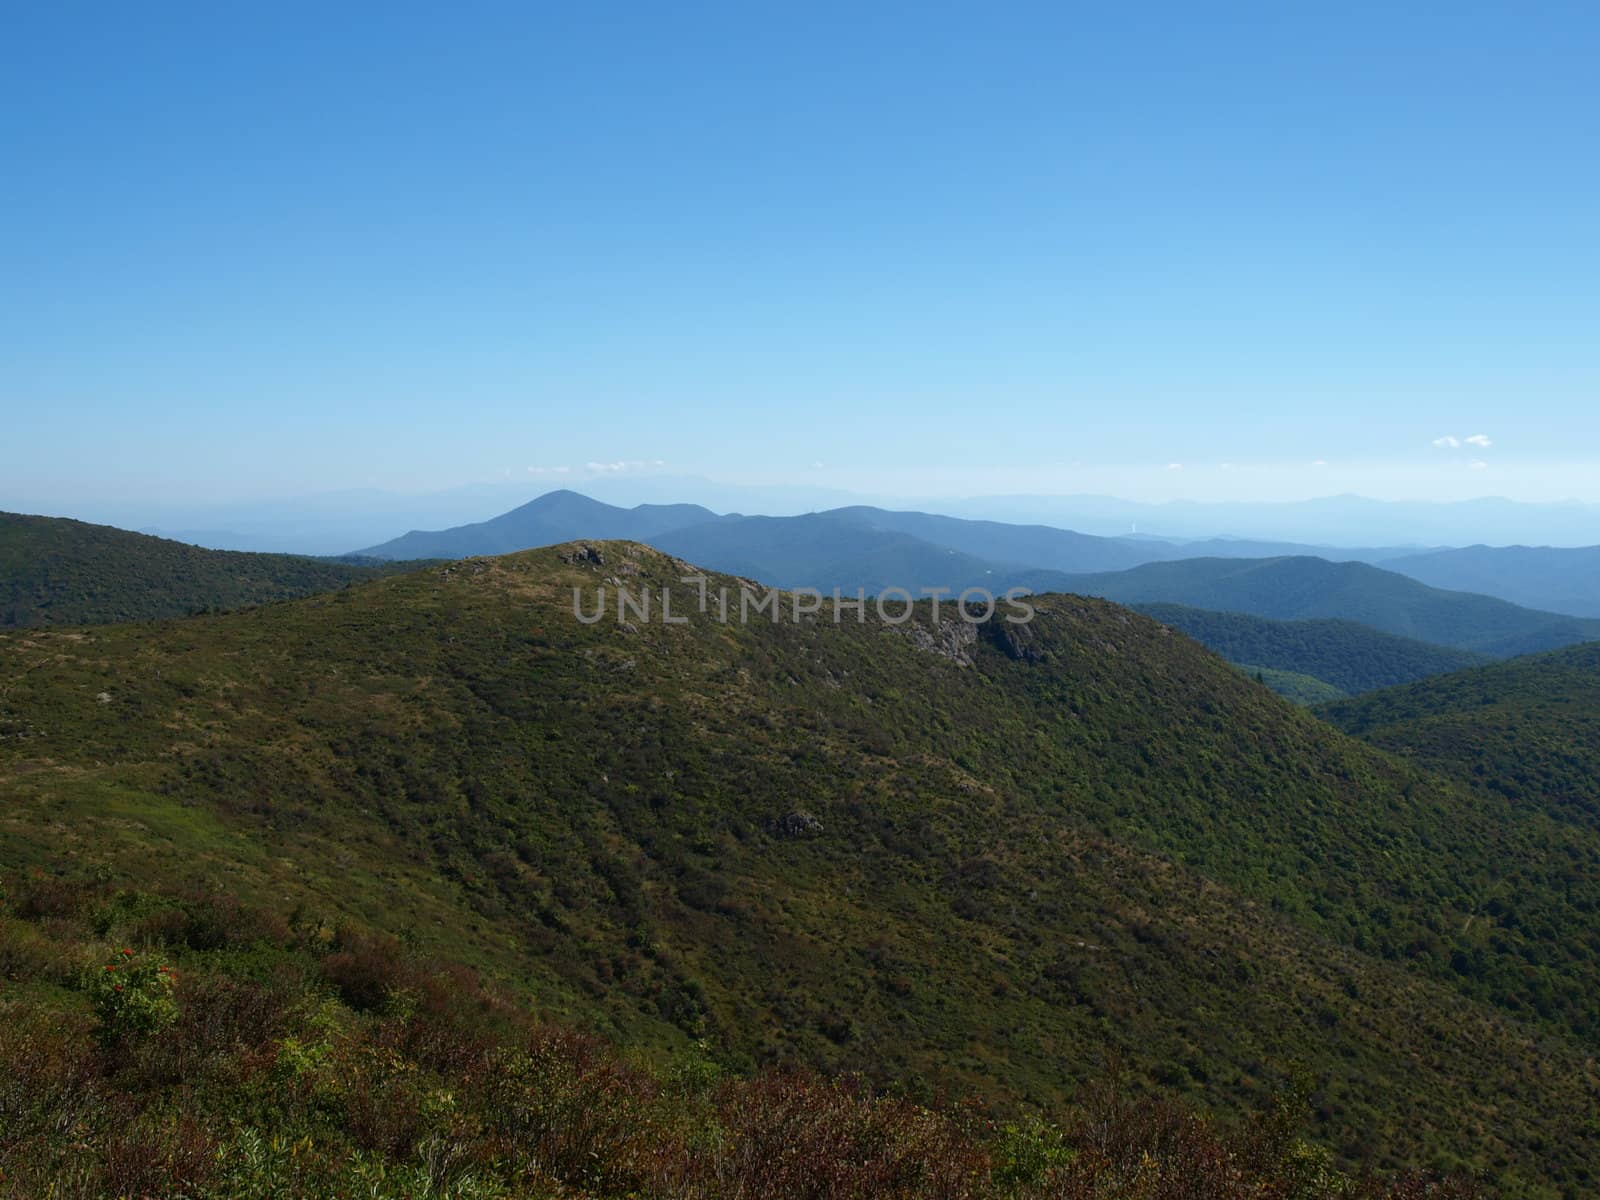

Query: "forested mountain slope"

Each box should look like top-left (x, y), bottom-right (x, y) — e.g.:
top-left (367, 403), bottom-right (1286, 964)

top-left (1044, 556), bottom-right (1600, 656)
top-left (3, 544), bottom-right (1598, 1192)
top-left (1, 511), bottom-right (413, 628)
top-left (1319, 642), bottom-right (1600, 834)
top-left (1135, 603), bottom-right (1490, 695)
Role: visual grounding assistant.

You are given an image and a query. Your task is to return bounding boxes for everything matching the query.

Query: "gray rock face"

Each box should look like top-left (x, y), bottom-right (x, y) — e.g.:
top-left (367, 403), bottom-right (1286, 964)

top-left (768, 812), bottom-right (824, 837)
top-left (896, 618), bottom-right (979, 666)
top-left (982, 618), bottom-right (1044, 662)
top-left (559, 543), bottom-right (606, 566)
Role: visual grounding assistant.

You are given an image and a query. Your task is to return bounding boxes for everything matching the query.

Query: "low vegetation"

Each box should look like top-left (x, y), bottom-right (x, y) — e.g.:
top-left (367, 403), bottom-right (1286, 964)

top-left (0, 877), bottom-right (1482, 1199)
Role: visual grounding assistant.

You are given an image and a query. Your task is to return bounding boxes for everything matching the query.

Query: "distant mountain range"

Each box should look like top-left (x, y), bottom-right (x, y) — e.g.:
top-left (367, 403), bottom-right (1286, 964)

top-left (1380, 544), bottom-right (1600, 618)
top-left (6, 495), bottom-right (1595, 673)
top-left (355, 489), bottom-right (1421, 575)
top-left (945, 491), bottom-right (1600, 548)
top-left (353, 491), bottom-right (1600, 657)
top-left (22, 479), bottom-right (1598, 556)
top-left (357, 491), bottom-right (722, 560)
top-left (1047, 556), bottom-right (1600, 658)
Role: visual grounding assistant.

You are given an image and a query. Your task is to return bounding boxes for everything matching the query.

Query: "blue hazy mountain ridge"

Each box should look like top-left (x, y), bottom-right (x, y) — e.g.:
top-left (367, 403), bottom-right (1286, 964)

top-left (648, 513), bottom-right (1012, 594)
top-left (946, 493), bottom-right (1600, 548)
top-left (74, 483), bottom-right (1600, 555)
top-left (350, 492), bottom-right (1600, 655)
top-left (820, 506), bottom-right (1421, 572)
top-left (1038, 557), bottom-right (1600, 658)
top-left (1378, 544), bottom-right (1600, 619)
top-left (354, 490), bottom-right (1415, 572)
top-left (354, 491), bottom-right (726, 560)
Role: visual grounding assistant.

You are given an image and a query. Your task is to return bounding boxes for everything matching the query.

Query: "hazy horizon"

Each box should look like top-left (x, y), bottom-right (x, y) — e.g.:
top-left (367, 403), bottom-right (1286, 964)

top-left (9, 476), bottom-right (1599, 556)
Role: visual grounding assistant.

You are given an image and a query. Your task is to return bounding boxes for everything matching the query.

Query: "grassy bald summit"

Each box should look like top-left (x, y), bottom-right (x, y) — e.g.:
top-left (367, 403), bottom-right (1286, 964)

top-left (3, 542), bottom-right (1598, 1191)
top-left (0, 511), bottom-right (415, 628)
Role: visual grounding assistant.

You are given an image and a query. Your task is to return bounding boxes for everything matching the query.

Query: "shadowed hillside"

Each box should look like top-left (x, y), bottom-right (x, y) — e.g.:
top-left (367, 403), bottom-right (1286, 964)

top-left (1135, 603), bottom-right (1490, 695)
top-left (1042, 556), bottom-right (1600, 657)
top-left (0, 511), bottom-right (418, 628)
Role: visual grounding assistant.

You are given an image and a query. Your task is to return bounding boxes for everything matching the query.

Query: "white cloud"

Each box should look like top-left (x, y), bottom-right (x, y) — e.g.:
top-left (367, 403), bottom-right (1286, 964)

top-left (1310, 459), bottom-right (1329, 467)
top-left (1166, 462), bottom-right (1183, 470)
top-left (1470, 459), bottom-right (1489, 470)
top-left (584, 459), bottom-right (664, 474)
top-left (1464, 434), bottom-right (1492, 448)
top-left (526, 465), bottom-right (571, 475)
top-left (1432, 435), bottom-right (1462, 449)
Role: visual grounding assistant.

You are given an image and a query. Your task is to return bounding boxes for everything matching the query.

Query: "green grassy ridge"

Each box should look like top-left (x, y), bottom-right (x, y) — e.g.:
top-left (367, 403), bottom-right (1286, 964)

top-left (0, 881), bottom-right (1484, 1200)
top-left (3, 543), bottom-right (1599, 1191)
top-left (0, 510), bottom-right (423, 628)
top-left (1318, 642), bottom-right (1600, 835)
top-left (1137, 603), bottom-right (1488, 694)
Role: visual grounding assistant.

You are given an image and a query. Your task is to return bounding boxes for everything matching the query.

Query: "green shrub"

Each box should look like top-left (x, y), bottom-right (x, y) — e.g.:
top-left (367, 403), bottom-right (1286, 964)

top-left (86, 948), bottom-right (178, 1047)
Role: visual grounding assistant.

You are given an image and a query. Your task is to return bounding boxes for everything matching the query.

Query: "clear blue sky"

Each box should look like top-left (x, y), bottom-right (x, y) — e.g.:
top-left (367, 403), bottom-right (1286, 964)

top-left (4, 1), bottom-right (1598, 512)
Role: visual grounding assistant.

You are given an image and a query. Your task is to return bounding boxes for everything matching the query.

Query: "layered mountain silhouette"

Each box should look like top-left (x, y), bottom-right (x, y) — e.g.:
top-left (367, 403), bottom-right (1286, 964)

top-left (354, 490), bottom-right (1413, 574)
top-left (1380, 543), bottom-right (1600, 618)
top-left (353, 492), bottom-right (1600, 661)
top-left (1043, 556), bottom-right (1600, 657)
top-left (355, 490), bottom-right (724, 559)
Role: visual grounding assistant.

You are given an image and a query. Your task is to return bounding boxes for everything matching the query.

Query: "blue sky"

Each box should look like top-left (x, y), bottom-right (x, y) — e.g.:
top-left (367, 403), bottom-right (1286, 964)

top-left (4, 1), bottom-right (1598, 512)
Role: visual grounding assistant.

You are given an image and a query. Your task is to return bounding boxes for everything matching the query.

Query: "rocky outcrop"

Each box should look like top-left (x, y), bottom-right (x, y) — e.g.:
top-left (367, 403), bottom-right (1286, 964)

top-left (897, 618), bottom-right (978, 666)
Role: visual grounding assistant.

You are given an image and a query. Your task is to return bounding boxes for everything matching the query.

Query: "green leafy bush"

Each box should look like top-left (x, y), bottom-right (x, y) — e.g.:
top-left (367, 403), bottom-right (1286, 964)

top-left (86, 948), bottom-right (178, 1047)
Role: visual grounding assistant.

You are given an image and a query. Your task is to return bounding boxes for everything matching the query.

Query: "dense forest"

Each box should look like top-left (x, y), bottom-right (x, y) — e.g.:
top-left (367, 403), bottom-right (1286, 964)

top-left (0, 512), bottom-right (418, 627)
top-left (1319, 642), bottom-right (1600, 834)
top-left (1136, 603), bottom-right (1488, 696)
